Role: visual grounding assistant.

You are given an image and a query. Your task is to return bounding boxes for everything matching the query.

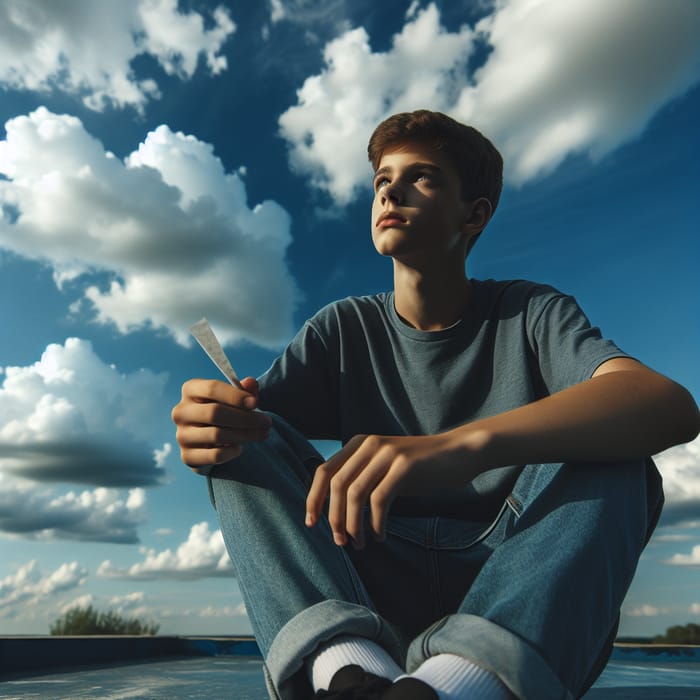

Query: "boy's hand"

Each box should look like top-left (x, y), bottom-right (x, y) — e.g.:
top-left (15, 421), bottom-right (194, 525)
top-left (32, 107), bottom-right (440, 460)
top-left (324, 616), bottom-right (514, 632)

top-left (305, 432), bottom-right (479, 549)
top-left (171, 377), bottom-right (272, 472)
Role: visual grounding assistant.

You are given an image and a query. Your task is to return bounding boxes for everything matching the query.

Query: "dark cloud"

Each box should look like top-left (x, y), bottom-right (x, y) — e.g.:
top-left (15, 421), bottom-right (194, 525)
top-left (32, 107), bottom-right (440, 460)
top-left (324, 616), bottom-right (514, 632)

top-left (0, 438), bottom-right (164, 488)
top-left (0, 480), bottom-right (146, 543)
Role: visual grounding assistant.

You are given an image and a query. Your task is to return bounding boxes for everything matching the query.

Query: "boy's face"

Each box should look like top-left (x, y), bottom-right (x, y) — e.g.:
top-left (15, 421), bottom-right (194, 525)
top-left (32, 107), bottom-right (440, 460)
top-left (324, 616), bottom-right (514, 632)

top-left (371, 141), bottom-right (470, 264)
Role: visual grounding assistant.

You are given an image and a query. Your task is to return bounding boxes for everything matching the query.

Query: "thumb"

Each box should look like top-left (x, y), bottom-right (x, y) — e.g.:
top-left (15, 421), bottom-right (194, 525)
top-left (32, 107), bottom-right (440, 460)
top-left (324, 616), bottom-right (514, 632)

top-left (240, 376), bottom-right (260, 409)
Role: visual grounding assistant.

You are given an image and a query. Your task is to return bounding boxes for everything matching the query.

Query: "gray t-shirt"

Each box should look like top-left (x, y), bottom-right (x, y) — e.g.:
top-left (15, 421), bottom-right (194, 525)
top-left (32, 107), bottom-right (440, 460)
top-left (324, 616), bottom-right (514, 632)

top-left (258, 279), bottom-right (629, 519)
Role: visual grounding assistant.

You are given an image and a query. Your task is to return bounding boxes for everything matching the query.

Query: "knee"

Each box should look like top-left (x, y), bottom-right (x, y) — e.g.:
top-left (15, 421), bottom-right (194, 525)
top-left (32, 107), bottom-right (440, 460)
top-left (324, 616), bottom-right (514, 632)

top-left (512, 458), bottom-right (660, 533)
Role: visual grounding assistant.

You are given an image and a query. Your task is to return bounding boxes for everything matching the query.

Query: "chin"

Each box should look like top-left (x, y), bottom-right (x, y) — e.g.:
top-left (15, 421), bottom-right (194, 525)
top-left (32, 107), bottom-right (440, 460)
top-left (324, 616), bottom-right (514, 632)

top-left (373, 231), bottom-right (410, 256)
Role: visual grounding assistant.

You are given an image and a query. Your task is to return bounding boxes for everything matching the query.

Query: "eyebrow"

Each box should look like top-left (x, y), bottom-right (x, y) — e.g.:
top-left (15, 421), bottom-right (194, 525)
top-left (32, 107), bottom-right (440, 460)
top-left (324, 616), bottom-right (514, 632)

top-left (373, 162), bottom-right (444, 179)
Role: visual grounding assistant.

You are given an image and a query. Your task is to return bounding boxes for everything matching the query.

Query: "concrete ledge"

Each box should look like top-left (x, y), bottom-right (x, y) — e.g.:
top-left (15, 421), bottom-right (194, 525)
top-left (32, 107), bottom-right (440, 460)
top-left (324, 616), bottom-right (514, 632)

top-left (2, 637), bottom-right (697, 677)
top-left (0, 635), bottom-right (261, 675)
top-left (611, 644), bottom-right (700, 663)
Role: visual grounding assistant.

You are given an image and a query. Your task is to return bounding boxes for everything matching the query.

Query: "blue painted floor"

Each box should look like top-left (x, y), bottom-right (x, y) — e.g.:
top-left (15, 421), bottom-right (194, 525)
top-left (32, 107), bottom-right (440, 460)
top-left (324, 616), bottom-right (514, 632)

top-left (2, 656), bottom-right (699, 699)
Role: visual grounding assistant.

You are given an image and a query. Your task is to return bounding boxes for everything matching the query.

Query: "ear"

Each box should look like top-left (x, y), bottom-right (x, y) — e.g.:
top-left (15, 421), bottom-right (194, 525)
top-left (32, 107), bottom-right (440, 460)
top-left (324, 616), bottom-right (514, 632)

top-left (460, 197), bottom-right (492, 248)
top-left (462, 197), bottom-right (492, 232)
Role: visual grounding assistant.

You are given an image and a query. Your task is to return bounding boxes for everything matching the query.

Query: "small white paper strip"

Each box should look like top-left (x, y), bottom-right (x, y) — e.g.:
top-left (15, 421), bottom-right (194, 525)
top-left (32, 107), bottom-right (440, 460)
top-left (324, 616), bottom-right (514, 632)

top-left (189, 318), bottom-right (241, 388)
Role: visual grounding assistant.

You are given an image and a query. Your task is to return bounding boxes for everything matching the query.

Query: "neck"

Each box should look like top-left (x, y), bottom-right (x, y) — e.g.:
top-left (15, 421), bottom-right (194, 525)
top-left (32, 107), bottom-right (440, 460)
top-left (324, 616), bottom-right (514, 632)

top-left (392, 260), bottom-right (472, 330)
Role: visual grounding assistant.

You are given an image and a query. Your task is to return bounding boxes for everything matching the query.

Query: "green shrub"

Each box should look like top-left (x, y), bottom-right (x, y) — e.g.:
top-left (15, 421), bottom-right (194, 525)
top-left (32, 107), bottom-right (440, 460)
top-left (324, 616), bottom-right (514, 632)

top-left (652, 623), bottom-right (700, 645)
top-left (50, 605), bottom-right (159, 636)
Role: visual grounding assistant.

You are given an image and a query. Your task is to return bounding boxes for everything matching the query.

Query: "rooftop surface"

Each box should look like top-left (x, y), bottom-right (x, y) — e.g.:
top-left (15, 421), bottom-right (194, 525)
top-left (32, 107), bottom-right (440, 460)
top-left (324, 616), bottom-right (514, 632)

top-left (2, 639), bottom-right (699, 699)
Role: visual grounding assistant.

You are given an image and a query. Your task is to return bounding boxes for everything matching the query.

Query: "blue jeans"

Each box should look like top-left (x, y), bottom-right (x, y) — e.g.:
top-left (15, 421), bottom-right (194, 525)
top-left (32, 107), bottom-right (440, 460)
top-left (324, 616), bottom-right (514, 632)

top-left (208, 415), bottom-right (662, 700)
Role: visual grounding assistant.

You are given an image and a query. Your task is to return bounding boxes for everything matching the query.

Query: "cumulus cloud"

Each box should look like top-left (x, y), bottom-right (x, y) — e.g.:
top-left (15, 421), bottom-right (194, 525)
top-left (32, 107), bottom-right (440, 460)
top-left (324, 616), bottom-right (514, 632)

top-left (267, 0), bottom-right (350, 32)
top-left (0, 560), bottom-right (87, 615)
top-left (0, 0), bottom-right (235, 112)
top-left (109, 591), bottom-right (146, 610)
top-left (58, 593), bottom-right (94, 615)
top-left (279, 4), bottom-right (473, 203)
top-left (98, 521), bottom-right (234, 580)
top-left (665, 545), bottom-right (700, 567)
top-left (656, 436), bottom-right (700, 566)
top-left (107, 591), bottom-right (153, 620)
top-left (0, 337), bottom-right (167, 487)
top-left (0, 108), bottom-right (299, 348)
top-left (0, 475), bottom-right (147, 542)
top-left (279, 0), bottom-right (700, 202)
top-left (199, 602), bottom-right (247, 618)
top-left (623, 604), bottom-right (669, 617)
top-left (656, 435), bottom-right (700, 526)
top-left (270, 0), bottom-right (288, 24)
top-left (57, 591), bottom-right (155, 624)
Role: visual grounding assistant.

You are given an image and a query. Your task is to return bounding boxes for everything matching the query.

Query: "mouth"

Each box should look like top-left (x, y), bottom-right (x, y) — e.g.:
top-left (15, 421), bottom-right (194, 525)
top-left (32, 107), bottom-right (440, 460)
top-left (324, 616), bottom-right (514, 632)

top-left (376, 210), bottom-right (407, 228)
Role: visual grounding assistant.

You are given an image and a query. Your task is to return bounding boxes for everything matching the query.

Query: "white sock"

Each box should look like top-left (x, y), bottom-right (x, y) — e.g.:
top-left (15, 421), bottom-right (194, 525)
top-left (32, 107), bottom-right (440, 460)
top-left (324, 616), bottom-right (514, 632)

top-left (407, 653), bottom-right (513, 700)
top-left (305, 635), bottom-right (403, 691)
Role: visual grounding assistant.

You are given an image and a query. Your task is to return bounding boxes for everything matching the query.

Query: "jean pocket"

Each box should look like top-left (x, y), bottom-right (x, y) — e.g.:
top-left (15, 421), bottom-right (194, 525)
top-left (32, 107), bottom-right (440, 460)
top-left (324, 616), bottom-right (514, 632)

top-left (433, 500), bottom-right (511, 551)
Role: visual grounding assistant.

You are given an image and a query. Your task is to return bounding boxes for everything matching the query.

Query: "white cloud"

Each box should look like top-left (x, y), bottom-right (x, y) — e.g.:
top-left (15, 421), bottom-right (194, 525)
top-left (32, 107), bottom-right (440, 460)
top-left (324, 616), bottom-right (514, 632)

top-left (109, 591), bottom-right (146, 610)
top-left (665, 545), bottom-right (700, 567)
top-left (458, 0), bottom-right (700, 183)
top-left (0, 475), bottom-right (147, 543)
top-left (624, 603), bottom-right (669, 617)
top-left (654, 533), bottom-right (696, 542)
top-left (200, 602), bottom-right (247, 618)
top-left (268, 0), bottom-right (350, 32)
top-left (279, 0), bottom-right (700, 202)
top-left (0, 0), bottom-right (235, 112)
top-left (154, 443), bottom-right (172, 468)
top-left (279, 4), bottom-right (474, 203)
top-left (59, 593), bottom-right (95, 615)
top-left (655, 435), bottom-right (700, 526)
top-left (270, 0), bottom-right (287, 24)
top-left (0, 108), bottom-right (300, 348)
top-left (0, 337), bottom-right (167, 487)
top-left (107, 591), bottom-right (153, 620)
top-left (57, 591), bottom-right (155, 625)
top-left (98, 521), bottom-right (234, 580)
top-left (0, 560), bottom-right (88, 615)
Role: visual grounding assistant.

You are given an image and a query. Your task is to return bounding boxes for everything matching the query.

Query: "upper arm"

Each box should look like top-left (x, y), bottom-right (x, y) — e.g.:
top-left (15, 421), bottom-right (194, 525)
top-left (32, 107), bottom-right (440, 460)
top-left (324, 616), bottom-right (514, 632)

top-left (591, 357), bottom-right (646, 378)
top-left (528, 290), bottom-right (632, 392)
top-left (257, 321), bottom-right (339, 438)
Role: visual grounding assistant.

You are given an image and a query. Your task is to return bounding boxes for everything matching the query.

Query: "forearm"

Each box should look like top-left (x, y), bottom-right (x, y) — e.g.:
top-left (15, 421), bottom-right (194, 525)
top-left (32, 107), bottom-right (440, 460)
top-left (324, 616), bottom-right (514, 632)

top-left (453, 368), bottom-right (700, 473)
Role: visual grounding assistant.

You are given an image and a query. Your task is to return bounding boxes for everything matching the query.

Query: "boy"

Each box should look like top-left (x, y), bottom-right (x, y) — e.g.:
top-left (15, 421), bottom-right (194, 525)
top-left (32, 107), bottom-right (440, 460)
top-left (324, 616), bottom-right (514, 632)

top-left (172, 111), bottom-right (699, 700)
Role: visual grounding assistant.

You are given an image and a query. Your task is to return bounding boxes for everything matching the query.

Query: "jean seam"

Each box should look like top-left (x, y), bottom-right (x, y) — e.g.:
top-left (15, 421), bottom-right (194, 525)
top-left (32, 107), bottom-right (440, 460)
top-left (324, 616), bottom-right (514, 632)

top-left (431, 500), bottom-right (510, 552)
top-left (506, 493), bottom-right (522, 517)
top-left (421, 616), bottom-right (449, 659)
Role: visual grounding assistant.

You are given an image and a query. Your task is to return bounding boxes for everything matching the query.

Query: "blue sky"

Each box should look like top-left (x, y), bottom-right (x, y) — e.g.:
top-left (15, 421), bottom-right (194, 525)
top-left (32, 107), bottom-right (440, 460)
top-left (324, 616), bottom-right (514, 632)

top-left (0, 0), bottom-right (698, 638)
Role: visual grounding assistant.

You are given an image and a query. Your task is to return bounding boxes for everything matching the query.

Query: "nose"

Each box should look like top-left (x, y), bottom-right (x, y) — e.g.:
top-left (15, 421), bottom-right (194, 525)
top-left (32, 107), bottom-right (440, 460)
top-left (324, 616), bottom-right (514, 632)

top-left (381, 184), bottom-right (402, 204)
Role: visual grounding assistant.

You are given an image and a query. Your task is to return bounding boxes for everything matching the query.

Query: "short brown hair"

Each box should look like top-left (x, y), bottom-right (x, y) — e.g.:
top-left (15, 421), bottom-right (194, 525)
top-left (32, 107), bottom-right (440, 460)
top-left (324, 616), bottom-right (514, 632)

top-left (368, 110), bottom-right (503, 216)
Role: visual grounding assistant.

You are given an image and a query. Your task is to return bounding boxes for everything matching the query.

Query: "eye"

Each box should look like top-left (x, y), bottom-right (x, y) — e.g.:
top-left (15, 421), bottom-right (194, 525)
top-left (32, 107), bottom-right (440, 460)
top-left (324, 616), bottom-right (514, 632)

top-left (374, 176), bottom-right (390, 191)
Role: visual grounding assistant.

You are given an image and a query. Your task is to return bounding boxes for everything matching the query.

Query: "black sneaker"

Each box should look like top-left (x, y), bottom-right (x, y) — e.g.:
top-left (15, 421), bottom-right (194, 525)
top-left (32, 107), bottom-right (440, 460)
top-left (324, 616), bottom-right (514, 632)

top-left (313, 664), bottom-right (392, 699)
top-left (381, 677), bottom-right (439, 699)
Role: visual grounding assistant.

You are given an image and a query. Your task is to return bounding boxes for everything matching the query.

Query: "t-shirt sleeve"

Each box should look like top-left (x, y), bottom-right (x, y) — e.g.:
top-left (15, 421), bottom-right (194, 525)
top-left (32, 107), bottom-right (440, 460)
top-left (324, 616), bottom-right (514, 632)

top-left (527, 291), bottom-right (631, 396)
top-left (256, 317), bottom-right (340, 439)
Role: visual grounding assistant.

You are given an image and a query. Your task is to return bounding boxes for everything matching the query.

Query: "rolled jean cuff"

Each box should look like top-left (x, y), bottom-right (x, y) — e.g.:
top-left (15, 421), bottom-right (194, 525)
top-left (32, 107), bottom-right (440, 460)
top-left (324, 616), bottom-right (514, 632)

top-left (407, 613), bottom-right (573, 700)
top-left (265, 599), bottom-right (404, 700)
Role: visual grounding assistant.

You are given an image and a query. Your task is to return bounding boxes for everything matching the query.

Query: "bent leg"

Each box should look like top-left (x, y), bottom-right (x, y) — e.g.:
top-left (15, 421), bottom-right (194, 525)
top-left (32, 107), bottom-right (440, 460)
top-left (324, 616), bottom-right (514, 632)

top-left (408, 458), bottom-right (663, 700)
top-left (208, 414), bottom-right (402, 699)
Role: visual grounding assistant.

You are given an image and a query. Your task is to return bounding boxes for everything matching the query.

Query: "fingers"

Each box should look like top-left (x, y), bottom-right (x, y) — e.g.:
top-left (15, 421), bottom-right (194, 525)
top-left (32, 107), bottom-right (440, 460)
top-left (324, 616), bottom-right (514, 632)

top-left (239, 376), bottom-right (260, 408)
top-left (174, 416), bottom-right (270, 467)
top-left (305, 443), bottom-right (352, 530)
top-left (182, 445), bottom-right (243, 472)
top-left (172, 377), bottom-right (271, 467)
top-left (306, 436), bottom-right (401, 549)
top-left (343, 456), bottom-right (391, 548)
top-left (180, 377), bottom-right (252, 408)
